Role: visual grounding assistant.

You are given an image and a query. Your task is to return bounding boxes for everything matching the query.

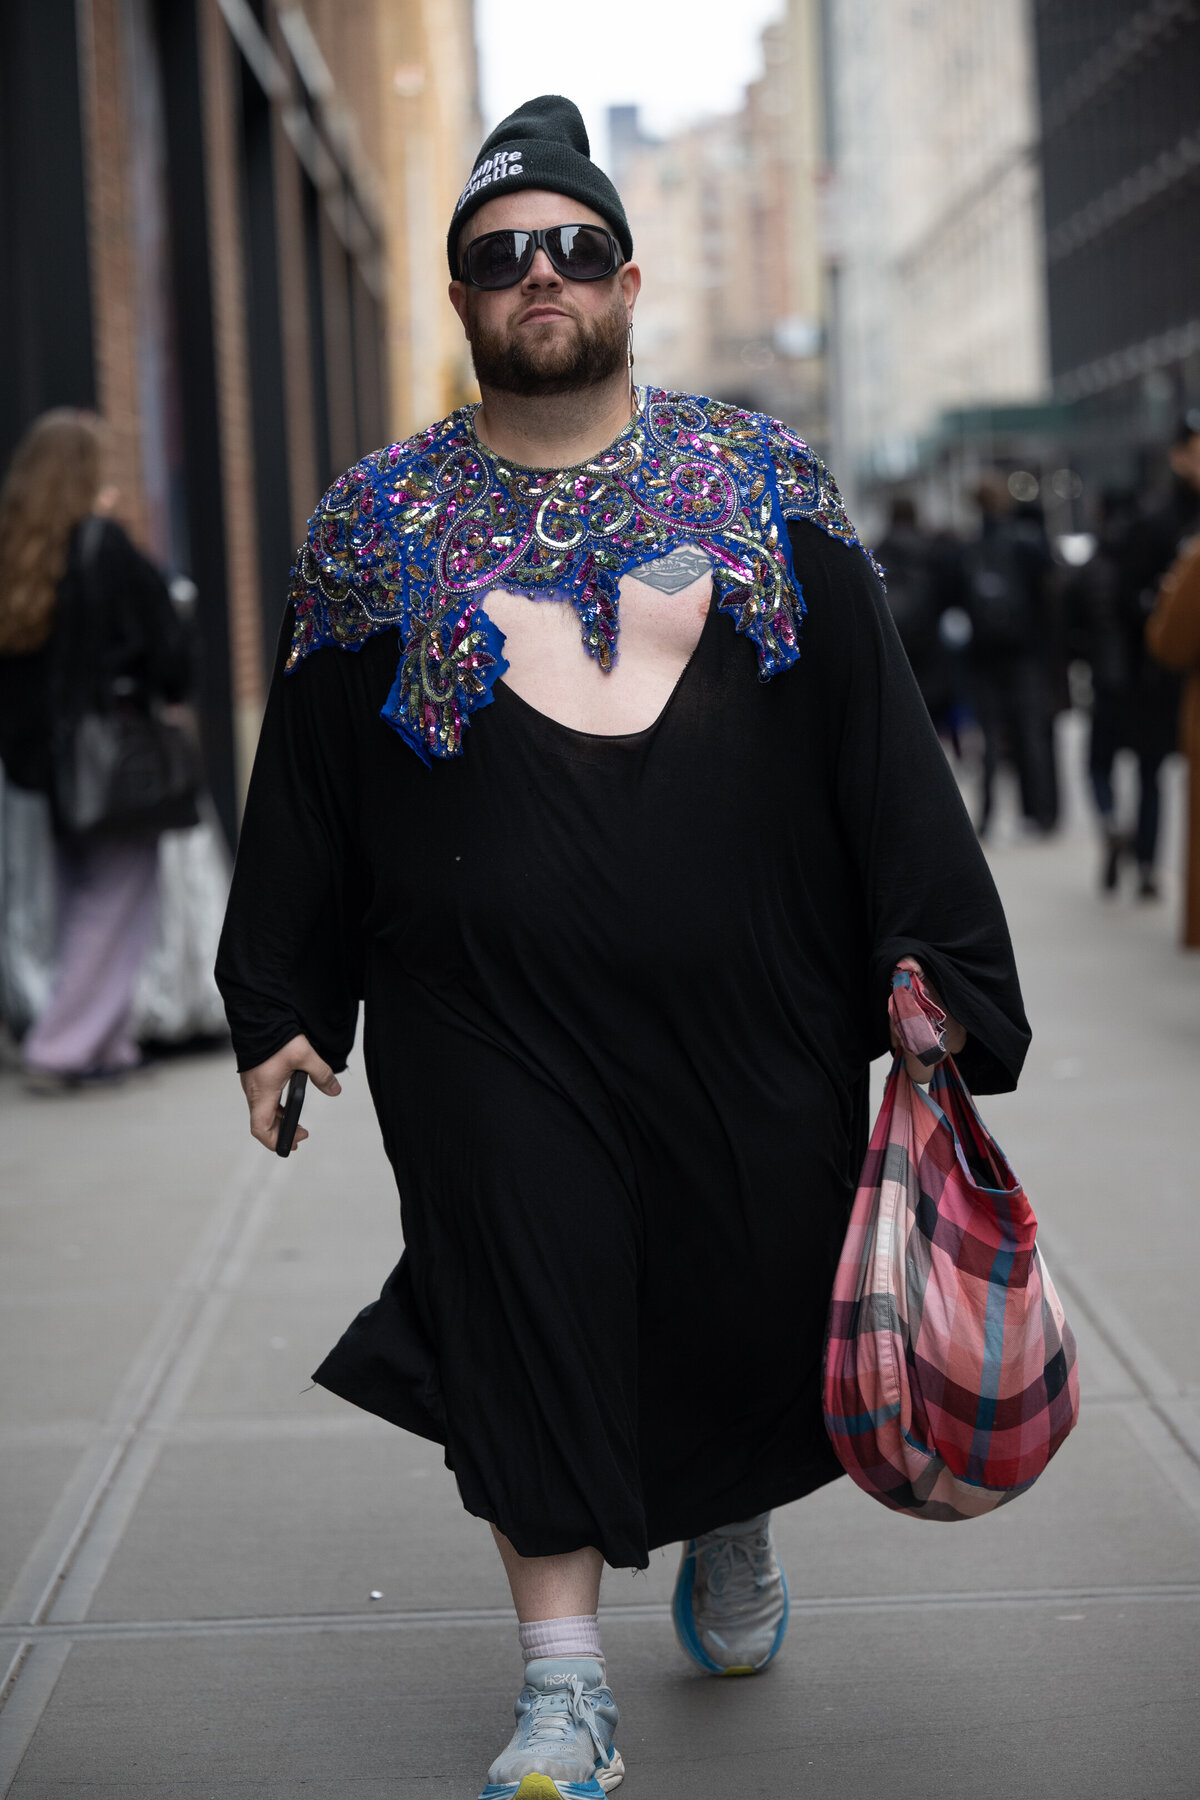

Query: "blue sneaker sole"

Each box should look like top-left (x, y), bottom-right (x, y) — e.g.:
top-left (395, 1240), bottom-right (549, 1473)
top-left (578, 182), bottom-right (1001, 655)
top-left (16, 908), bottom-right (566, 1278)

top-left (479, 1779), bottom-right (609, 1798)
top-left (479, 1748), bottom-right (624, 1798)
top-left (671, 1541), bottom-right (790, 1675)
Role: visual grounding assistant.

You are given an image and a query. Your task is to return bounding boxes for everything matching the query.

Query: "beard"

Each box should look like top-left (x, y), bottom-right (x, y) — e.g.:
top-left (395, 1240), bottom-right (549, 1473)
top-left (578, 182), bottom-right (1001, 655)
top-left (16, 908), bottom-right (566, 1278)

top-left (465, 290), bottom-right (628, 397)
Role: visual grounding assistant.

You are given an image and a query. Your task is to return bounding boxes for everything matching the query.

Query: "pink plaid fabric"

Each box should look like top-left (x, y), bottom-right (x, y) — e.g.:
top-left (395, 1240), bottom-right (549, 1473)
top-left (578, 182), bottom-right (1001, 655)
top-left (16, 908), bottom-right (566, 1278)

top-left (822, 968), bottom-right (1079, 1520)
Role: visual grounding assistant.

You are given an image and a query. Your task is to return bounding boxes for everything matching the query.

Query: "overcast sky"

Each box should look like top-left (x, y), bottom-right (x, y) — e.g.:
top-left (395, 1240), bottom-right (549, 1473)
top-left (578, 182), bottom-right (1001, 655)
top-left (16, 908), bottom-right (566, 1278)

top-left (475, 0), bottom-right (786, 171)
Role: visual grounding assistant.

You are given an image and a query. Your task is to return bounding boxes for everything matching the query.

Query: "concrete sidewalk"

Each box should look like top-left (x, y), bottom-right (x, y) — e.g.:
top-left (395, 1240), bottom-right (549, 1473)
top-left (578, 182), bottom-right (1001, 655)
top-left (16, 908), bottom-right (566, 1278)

top-left (2, 735), bottom-right (1198, 1799)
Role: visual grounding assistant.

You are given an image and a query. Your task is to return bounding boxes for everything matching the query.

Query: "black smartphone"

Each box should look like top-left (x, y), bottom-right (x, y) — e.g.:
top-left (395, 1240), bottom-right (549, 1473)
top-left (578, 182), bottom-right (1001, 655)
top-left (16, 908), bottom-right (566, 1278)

top-left (275, 1070), bottom-right (308, 1157)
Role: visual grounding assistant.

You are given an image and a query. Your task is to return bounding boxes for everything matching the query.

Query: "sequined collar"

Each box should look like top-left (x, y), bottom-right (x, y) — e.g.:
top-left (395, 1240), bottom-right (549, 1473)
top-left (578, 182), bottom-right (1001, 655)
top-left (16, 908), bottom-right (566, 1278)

top-left (287, 387), bottom-right (879, 765)
top-left (461, 397), bottom-right (643, 477)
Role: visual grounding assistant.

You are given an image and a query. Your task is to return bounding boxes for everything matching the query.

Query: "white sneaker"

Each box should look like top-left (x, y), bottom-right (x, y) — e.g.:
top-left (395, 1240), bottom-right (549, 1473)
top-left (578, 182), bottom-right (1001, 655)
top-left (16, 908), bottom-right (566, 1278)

top-left (480, 1656), bottom-right (624, 1798)
top-left (671, 1512), bottom-right (790, 1674)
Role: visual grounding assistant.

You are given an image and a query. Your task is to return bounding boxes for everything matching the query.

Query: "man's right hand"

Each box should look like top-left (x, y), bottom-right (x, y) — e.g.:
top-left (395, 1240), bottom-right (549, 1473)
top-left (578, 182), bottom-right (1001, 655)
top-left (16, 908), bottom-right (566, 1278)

top-left (239, 1035), bottom-right (342, 1151)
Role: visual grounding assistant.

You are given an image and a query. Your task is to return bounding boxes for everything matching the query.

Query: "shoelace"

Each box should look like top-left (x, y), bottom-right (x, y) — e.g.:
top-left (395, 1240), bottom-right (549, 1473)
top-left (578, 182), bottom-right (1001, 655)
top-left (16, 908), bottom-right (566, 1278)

top-left (523, 1677), bottom-right (610, 1764)
top-left (690, 1530), bottom-right (774, 1619)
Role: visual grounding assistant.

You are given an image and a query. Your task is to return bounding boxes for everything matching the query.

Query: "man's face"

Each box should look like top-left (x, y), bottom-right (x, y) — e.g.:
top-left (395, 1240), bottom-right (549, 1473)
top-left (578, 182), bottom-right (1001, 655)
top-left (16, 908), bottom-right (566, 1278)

top-left (449, 188), bottom-right (640, 398)
top-left (1169, 433), bottom-right (1200, 494)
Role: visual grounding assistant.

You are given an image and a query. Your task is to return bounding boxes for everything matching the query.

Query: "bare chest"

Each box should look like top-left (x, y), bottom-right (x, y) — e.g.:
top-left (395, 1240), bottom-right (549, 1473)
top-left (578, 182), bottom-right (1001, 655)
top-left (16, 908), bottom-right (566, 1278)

top-left (484, 546), bottom-right (713, 735)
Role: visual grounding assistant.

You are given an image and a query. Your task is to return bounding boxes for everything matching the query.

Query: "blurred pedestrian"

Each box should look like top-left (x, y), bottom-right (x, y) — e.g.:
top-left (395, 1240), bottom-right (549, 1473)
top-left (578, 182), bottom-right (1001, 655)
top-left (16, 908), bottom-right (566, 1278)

top-left (1062, 488), bottom-right (1151, 894)
top-left (874, 495), bottom-right (960, 744)
top-left (1093, 414), bottom-right (1200, 899)
top-left (217, 96), bottom-right (1027, 1797)
top-left (0, 409), bottom-right (195, 1089)
top-left (1146, 535), bottom-right (1200, 947)
top-left (961, 472), bottom-right (1059, 836)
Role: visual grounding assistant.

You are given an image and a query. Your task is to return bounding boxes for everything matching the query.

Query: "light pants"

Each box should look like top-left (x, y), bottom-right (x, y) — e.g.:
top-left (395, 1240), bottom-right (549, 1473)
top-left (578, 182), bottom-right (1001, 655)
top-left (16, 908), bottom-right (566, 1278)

top-left (24, 836), bottom-right (159, 1075)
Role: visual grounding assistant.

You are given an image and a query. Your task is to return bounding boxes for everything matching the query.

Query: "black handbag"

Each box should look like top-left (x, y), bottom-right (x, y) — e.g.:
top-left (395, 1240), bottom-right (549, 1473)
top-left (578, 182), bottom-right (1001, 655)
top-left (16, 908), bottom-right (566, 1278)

top-left (53, 702), bottom-right (201, 836)
top-left (51, 520), bottom-right (201, 837)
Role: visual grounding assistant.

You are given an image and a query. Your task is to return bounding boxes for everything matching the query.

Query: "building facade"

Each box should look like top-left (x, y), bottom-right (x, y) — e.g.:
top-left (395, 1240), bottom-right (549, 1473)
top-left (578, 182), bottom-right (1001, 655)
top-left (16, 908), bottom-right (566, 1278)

top-left (821, 0), bottom-right (1049, 526)
top-left (0, 0), bottom-right (478, 840)
top-left (1031, 0), bottom-right (1200, 497)
top-left (613, 0), bottom-right (829, 447)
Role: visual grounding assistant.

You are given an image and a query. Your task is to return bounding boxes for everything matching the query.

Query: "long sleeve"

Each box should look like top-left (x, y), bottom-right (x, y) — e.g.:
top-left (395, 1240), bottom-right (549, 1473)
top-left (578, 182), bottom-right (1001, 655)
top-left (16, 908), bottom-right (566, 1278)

top-left (1146, 541), bottom-right (1200, 672)
top-left (790, 521), bottom-right (1030, 1093)
top-left (215, 607), bottom-right (368, 1072)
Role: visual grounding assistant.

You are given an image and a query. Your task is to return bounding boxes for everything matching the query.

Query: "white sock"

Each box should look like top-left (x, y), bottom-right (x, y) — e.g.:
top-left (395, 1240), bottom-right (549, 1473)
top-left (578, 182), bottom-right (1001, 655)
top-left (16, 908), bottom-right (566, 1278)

top-left (519, 1613), bottom-right (604, 1668)
top-left (712, 1511), bottom-right (771, 1537)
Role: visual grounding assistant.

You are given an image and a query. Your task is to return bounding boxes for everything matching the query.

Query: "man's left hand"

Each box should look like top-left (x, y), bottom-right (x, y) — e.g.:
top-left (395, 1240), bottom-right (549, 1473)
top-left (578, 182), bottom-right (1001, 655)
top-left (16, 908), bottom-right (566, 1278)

top-left (890, 955), bottom-right (966, 1083)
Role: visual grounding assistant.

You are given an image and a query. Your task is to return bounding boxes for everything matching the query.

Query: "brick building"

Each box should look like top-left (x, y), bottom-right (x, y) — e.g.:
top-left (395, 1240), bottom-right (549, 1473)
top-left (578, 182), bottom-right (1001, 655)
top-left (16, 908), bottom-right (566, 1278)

top-left (0, 0), bottom-right (478, 841)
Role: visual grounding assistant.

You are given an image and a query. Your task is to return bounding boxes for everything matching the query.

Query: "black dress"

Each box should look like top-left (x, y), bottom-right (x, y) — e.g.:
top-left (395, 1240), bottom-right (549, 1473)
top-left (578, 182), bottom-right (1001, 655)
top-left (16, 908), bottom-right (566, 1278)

top-left (216, 520), bottom-right (1028, 1571)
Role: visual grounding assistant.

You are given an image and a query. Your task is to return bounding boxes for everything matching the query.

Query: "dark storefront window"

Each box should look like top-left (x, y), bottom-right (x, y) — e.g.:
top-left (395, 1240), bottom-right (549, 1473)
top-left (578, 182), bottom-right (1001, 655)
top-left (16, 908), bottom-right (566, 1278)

top-left (154, 0), bottom-right (237, 843)
top-left (0, 0), bottom-right (96, 469)
top-left (236, 53), bottom-right (294, 657)
top-left (302, 172), bottom-right (334, 493)
top-left (124, 0), bottom-right (191, 578)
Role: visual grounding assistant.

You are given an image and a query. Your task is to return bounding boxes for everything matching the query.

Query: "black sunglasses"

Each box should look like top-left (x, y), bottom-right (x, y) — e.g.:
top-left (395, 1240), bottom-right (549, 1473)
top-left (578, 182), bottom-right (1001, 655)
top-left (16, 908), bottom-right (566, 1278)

top-left (460, 223), bottom-right (622, 289)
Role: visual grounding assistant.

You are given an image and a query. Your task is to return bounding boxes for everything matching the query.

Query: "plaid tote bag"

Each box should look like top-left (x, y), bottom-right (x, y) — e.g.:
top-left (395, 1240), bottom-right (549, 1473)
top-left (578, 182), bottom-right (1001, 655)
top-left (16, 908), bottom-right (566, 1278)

top-left (822, 968), bottom-right (1080, 1520)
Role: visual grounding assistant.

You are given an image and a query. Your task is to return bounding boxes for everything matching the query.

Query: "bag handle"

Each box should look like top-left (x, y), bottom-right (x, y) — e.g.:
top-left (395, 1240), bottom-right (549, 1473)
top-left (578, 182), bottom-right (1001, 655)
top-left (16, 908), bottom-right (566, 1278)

top-left (889, 966), bottom-right (947, 1069)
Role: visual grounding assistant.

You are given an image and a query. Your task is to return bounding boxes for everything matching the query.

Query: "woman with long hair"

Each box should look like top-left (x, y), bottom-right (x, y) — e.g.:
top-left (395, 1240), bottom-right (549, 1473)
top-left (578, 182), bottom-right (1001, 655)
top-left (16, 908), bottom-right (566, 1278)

top-left (0, 408), bottom-right (194, 1088)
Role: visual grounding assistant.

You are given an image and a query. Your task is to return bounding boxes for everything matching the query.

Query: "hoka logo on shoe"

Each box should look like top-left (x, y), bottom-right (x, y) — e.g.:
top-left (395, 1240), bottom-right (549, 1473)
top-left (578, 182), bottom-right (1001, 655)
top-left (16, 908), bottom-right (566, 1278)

top-left (541, 1671), bottom-right (576, 1686)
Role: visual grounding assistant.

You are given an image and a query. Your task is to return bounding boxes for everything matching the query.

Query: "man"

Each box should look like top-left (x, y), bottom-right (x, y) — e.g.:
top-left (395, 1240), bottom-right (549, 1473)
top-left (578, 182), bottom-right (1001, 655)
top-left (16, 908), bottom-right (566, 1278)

top-left (872, 494), bottom-right (960, 744)
top-left (217, 97), bottom-right (1027, 1800)
top-left (960, 472), bottom-right (1060, 838)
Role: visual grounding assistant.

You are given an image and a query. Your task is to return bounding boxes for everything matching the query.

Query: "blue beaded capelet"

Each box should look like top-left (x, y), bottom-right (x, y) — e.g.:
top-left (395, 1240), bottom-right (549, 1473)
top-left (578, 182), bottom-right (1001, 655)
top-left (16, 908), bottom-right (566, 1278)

top-left (286, 387), bottom-right (881, 765)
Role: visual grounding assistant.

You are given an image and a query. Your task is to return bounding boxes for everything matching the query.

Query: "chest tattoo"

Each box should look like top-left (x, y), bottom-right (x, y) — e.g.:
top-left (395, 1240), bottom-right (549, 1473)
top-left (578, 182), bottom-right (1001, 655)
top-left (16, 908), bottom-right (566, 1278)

top-left (627, 544), bottom-right (714, 594)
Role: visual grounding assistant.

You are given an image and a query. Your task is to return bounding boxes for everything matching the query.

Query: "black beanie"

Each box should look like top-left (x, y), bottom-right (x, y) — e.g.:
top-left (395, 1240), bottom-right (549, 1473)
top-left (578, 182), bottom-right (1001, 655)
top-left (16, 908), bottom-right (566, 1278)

top-left (448, 94), bottom-right (633, 277)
